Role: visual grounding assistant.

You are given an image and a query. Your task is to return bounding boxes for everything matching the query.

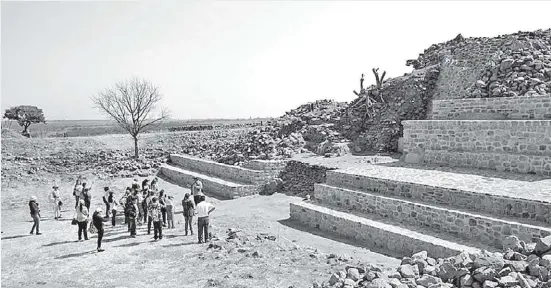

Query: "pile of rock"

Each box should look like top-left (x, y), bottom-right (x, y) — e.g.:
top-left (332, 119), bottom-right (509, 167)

top-left (279, 160), bottom-right (336, 197)
top-left (315, 235), bottom-right (551, 288)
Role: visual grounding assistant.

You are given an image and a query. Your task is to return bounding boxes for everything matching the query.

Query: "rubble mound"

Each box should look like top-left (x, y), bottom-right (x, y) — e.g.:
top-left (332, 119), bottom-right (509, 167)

top-left (314, 235), bottom-right (551, 288)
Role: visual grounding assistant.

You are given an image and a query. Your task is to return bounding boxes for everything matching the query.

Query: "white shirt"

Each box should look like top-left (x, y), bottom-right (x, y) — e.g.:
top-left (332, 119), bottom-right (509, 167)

top-left (196, 201), bottom-right (214, 218)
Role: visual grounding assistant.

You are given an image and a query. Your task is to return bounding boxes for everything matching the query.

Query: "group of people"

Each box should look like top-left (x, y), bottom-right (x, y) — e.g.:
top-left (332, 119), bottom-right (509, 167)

top-left (28, 175), bottom-right (216, 253)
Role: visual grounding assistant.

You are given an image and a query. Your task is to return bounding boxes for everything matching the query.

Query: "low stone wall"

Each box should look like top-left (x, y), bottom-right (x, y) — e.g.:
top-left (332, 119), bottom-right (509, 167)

top-left (290, 202), bottom-right (478, 259)
top-left (430, 95), bottom-right (551, 120)
top-left (170, 154), bottom-right (274, 184)
top-left (403, 120), bottom-right (551, 156)
top-left (325, 170), bottom-right (551, 224)
top-left (160, 165), bottom-right (261, 199)
top-left (242, 159), bottom-right (288, 171)
top-left (424, 150), bottom-right (551, 176)
top-left (314, 184), bottom-right (551, 249)
top-left (279, 160), bottom-right (336, 197)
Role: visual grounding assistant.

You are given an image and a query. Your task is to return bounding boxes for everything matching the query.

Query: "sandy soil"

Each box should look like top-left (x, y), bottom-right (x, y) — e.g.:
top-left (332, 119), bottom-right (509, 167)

top-left (1, 176), bottom-right (399, 288)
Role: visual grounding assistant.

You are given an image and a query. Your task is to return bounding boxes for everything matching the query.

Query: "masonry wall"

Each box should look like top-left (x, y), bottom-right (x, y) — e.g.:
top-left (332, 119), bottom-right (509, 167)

top-left (314, 184), bottom-right (550, 249)
top-left (325, 170), bottom-right (551, 224)
top-left (431, 95), bottom-right (551, 120)
top-left (170, 154), bottom-right (275, 184)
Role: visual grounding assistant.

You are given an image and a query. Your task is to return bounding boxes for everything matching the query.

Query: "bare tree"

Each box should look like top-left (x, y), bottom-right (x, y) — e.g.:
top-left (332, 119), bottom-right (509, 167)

top-left (92, 78), bottom-right (169, 158)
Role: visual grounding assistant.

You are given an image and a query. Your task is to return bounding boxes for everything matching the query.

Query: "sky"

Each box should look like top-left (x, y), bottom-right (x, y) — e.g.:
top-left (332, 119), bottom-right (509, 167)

top-left (2, 1), bottom-right (551, 121)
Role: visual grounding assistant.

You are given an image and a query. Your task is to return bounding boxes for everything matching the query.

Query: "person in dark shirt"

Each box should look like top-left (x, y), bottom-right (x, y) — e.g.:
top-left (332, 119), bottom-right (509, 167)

top-left (92, 207), bottom-right (110, 252)
top-left (181, 193), bottom-right (195, 236)
top-left (29, 196), bottom-right (42, 235)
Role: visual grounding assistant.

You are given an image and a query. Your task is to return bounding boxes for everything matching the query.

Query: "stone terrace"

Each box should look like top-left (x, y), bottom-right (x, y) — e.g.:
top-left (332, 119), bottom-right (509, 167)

top-left (290, 95), bottom-right (551, 259)
top-left (161, 154), bottom-right (284, 199)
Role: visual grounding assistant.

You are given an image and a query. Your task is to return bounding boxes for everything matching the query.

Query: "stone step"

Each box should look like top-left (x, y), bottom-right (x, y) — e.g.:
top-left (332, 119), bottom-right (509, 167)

top-left (170, 154), bottom-right (278, 184)
top-left (314, 183), bottom-right (551, 250)
top-left (422, 150), bottom-right (551, 176)
top-left (325, 166), bottom-right (551, 225)
top-left (160, 164), bottom-right (262, 199)
top-left (430, 95), bottom-right (551, 120)
top-left (290, 201), bottom-right (482, 259)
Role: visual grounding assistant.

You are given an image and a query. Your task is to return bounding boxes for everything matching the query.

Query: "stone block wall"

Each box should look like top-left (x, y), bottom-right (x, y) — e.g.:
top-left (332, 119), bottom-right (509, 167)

top-left (279, 160), bottom-right (336, 197)
top-left (430, 95), bottom-right (551, 120)
top-left (290, 202), bottom-right (474, 259)
top-left (170, 154), bottom-right (274, 184)
top-left (403, 120), bottom-right (551, 156)
top-left (242, 159), bottom-right (288, 171)
top-left (325, 170), bottom-right (551, 224)
top-left (314, 184), bottom-right (550, 249)
top-left (160, 165), bottom-right (262, 199)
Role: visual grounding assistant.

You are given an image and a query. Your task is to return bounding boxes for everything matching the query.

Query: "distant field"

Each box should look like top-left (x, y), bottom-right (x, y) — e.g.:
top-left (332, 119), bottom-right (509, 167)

top-left (1, 118), bottom-right (272, 138)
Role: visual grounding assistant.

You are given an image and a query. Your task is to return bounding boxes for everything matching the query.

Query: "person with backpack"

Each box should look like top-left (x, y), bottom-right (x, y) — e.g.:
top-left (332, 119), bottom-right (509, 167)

top-left (29, 196), bottom-right (42, 235)
top-left (50, 185), bottom-right (62, 220)
top-left (148, 197), bottom-right (163, 241)
top-left (182, 193), bottom-right (195, 236)
top-left (92, 207), bottom-right (110, 252)
top-left (75, 199), bottom-right (89, 241)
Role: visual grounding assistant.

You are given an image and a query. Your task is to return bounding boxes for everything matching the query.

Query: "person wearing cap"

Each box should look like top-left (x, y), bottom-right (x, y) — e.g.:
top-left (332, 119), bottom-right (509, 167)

top-left (148, 197), bottom-right (163, 240)
top-left (92, 207), bottom-right (110, 252)
top-left (51, 185), bottom-right (62, 220)
top-left (75, 199), bottom-right (89, 241)
top-left (191, 177), bottom-right (203, 205)
top-left (29, 196), bottom-right (42, 235)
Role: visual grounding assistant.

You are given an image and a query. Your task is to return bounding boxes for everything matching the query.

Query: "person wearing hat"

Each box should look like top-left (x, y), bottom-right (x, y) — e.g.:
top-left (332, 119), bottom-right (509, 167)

top-left (50, 185), bottom-right (62, 220)
top-left (75, 199), bottom-right (89, 241)
top-left (29, 196), bottom-right (42, 235)
top-left (190, 177), bottom-right (203, 205)
top-left (92, 207), bottom-right (110, 252)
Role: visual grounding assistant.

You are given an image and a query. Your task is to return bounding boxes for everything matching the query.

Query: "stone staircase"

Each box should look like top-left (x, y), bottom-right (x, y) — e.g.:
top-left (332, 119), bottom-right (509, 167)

top-left (160, 154), bottom-right (284, 199)
top-left (290, 95), bottom-right (551, 259)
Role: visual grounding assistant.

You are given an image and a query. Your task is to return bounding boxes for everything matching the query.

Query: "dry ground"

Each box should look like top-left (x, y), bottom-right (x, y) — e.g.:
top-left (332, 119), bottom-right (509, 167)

top-left (1, 175), bottom-right (399, 288)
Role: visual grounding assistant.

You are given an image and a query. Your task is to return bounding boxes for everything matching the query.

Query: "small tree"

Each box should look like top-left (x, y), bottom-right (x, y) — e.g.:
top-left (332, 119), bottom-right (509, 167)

top-left (92, 78), bottom-right (169, 158)
top-left (3, 105), bottom-right (46, 137)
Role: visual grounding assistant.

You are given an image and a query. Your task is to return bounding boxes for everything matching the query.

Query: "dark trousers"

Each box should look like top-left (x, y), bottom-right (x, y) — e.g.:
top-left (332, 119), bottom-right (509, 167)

top-left (153, 221), bottom-right (163, 240)
top-left (161, 208), bottom-right (167, 225)
top-left (111, 210), bottom-right (117, 227)
top-left (185, 216), bottom-right (193, 235)
top-left (97, 228), bottom-right (104, 249)
top-left (143, 207), bottom-right (148, 223)
top-left (74, 197), bottom-right (79, 209)
top-left (105, 204), bottom-right (110, 218)
top-left (147, 216), bottom-right (153, 234)
top-left (198, 216), bottom-right (209, 243)
top-left (124, 211), bottom-right (128, 224)
top-left (30, 214), bottom-right (40, 234)
top-left (129, 218), bottom-right (136, 236)
top-left (78, 221), bottom-right (88, 240)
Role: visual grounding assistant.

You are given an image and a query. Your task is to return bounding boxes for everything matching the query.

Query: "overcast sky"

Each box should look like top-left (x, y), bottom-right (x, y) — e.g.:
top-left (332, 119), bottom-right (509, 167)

top-left (2, 1), bottom-right (551, 120)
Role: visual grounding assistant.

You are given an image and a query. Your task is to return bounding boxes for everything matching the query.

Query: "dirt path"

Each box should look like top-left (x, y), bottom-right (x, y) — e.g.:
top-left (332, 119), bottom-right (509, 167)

top-left (1, 177), bottom-right (398, 288)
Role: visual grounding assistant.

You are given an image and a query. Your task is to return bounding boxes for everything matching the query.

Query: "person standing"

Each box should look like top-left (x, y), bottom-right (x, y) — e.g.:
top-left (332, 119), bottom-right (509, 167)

top-left (75, 199), bottom-right (89, 241)
top-left (158, 190), bottom-right (167, 227)
top-left (145, 191), bottom-right (154, 235)
top-left (80, 182), bottom-right (92, 211)
top-left (150, 177), bottom-right (159, 192)
top-left (182, 193), bottom-right (195, 236)
top-left (50, 185), bottom-right (62, 220)
top-left (102, 187), bottom-right (111, 218)
top-left (92, 207), bottom-right (110, 252)
top-left (107, 190), bottom-right (118, 227)
top-left (132, 178), bottom-right (140, 191)
top-left (29, 196), bottom-right (42, 235)
top-left (120, 188), bottom-right (131, 226)
top-left (73, 178), bottom-right (83, 209)
top-left (148, 197), bottom-right (163, 241)
top-left (191, 177), bottom-right (203, 205)
top-left (166, 196), bottom-right (175, 229)
top-left (195, 195), bottom-right (215, 244)
top-left (135, 189), bottom-right (144, 225)
top-left (126, 196), bottom-right (138, 237)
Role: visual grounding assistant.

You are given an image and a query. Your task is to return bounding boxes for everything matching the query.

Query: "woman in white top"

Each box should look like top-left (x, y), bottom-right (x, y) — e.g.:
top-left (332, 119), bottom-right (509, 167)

top-left (51, 185), bottom-right (62, 220)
